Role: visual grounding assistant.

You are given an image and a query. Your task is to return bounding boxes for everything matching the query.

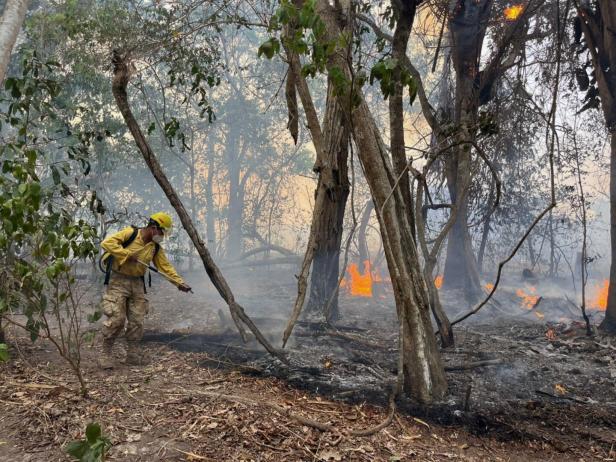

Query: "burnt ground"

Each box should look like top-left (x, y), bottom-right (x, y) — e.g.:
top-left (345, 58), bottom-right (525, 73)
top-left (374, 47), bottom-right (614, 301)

top-left (1, 266), bottom-right (616, 461)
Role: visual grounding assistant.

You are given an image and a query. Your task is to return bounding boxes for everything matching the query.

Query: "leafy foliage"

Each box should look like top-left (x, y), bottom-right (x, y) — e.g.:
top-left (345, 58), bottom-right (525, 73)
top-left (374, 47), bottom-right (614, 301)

top-left (0, 343), bottom-right (9, 362)
top-left (65, 423), bottom-right (111, 462)
top-left (0, 51), bottom-right (99, 387)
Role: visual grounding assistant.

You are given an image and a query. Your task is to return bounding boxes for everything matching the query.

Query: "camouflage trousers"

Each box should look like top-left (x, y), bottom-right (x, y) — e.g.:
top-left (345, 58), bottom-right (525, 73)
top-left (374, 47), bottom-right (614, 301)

top-left (101, 273), bottom-right (149, 342)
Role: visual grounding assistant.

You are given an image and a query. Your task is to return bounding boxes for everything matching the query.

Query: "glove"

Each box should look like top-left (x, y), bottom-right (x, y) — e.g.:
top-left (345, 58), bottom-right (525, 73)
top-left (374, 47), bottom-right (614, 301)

top-left (178, 284), bottom-right (192, 292)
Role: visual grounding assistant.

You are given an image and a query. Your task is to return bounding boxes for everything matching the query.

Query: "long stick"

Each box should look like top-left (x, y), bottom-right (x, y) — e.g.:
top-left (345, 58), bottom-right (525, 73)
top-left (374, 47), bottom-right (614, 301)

top-left (136, 259), bottom-right (194, 293)
top-left (111, 52), bottom-right (287, 364)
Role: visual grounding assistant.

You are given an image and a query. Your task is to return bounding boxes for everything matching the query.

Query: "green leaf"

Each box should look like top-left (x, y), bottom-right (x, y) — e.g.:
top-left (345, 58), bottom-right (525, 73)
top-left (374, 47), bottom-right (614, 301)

top-left (257, 38), bottom-right (280, 59)
top-left (0, 344), bottom-right (9, 362)
top-left (85, 423), bottom-right (102, 444)
top-left (87, 309), bottom-right (102, 323)
top-left (65, 440), bottom-right (89, 459)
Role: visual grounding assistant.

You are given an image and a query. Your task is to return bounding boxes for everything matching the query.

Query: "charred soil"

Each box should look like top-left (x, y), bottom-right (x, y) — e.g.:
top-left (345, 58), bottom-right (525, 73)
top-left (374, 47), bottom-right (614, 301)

top-left (1, 268), bottom-right (615, 461)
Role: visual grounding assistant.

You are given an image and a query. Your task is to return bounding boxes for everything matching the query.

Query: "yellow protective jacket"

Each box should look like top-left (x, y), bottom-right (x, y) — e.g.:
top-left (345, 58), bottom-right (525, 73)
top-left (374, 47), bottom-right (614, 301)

top-left (101, 227), bottom-right (184, 286)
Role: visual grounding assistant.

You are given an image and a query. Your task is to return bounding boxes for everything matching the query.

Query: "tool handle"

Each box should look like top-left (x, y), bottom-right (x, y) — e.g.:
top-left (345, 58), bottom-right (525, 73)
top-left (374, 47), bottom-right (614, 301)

top-left (136, 259), bottom-right (193, 293)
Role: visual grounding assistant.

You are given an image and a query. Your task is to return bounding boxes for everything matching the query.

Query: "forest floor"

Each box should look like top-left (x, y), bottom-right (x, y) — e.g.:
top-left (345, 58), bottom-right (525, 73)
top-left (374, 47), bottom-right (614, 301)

top-left (1, 267), bottom-right (615, 461)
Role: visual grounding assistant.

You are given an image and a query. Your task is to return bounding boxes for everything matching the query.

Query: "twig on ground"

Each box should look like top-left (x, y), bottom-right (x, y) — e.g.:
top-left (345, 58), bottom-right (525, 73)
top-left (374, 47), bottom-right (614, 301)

top-left (444, 359), bottom-right (503, 371)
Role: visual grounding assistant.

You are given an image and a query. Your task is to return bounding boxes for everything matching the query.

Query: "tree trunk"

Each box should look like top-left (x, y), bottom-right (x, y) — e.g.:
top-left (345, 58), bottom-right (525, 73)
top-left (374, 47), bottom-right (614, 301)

top-left (318, 0), bottom-right (446, 403)
top-left (305, 84), bottom-right (350, 321)
top-left (111, 52), bottom-right (286, 363)
top-left (389, 0), bottom-right (417, 241)
top-left (189, 151), bottom-right (196, 271)
top-left (227, 134), bottom-right (244, 260)
top-left (0, 0), bottom-right (29, 84)
top-left (442, 155), bottom-right (481, 298)
top-left (604, 132), bottom-right (616, 332)
top-left (357, 200), bottom-right (373, 266)
top-left (575, 2), bottom-right (616, 332)
top-left (205, 146), bottom-right (217, 256)
top-left (477, 182), bottom-right (494, 274)
top-left (442, 0), bottom-right (492, 299)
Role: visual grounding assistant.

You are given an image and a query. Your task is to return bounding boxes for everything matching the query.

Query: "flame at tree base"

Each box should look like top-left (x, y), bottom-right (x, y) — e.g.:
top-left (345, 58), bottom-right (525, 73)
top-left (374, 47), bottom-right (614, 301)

top-left (589, 280), bottom-right (608, 311)
top-left (339, 261), bottom-right (390, 298)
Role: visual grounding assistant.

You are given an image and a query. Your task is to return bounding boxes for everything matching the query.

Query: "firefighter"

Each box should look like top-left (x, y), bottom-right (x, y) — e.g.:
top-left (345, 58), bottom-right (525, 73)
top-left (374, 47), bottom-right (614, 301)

top-left (98, 212), bottom-right (191, 369)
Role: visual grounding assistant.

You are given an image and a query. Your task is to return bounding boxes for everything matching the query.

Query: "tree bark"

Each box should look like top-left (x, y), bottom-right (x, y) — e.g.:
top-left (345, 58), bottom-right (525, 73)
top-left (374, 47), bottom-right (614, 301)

top-left (111, 52), bottom-right (287, 363)
top-left (605, 132), bottom-right (616, 332)
top-left (0, 0), bottom-right (30, 84)
top-left (477, 181), bottom-right (494, 274)
top-left (227, 132), bottom-right (244, 260)
top-left (317, 0), bottom-right (446, 403)
top-left (305, 83), bottom-right (350, 321)
top-left (205, 145), bottom-right (217, 255)
top-left (442, 0), bottom-right (492, 299)
top-left (576, 2), bottom-right (616, 333)
top-left (389, 0), bottom-right (417, 241)
top-left (357, 200), bottom-right (373, 266)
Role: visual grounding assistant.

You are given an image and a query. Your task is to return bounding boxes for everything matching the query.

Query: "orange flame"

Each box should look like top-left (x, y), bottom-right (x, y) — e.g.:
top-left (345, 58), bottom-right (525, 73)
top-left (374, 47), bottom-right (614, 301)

top-left (589, 280), bottom-right (608, 311)
top-left (546, 328), bottom-right (556, 341)
top-left (516, 287), bottom-right (539, 309)
top-left (346, 261), bottom-right (373, 297)
top-left (485, 283), bottom-right (495, 291)
top-left (434, 275), bottom-right (443, 289)
top-left (504, 4), bottom-right (524, 20)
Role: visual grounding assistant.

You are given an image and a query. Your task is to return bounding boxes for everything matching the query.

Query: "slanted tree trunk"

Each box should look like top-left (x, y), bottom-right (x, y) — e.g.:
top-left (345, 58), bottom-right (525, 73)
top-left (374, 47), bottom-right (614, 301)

top-left (305, 84), bottom-right (350, 321)
top-left (318, 0), bottom-right (446, 403)
top-left (0, 0), bottom-right (30, 84)
top-left (576, 3), bottom-right (616, 333)
top-left (389, 0), bottom-right (416, 241)
top-left (442, 0), bottom-right (492, 299)
top-left (111, 52), bottom-right (286, 363)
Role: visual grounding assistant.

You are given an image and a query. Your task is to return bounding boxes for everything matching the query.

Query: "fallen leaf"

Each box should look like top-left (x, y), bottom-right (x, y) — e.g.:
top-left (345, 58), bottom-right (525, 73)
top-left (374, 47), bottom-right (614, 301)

top-left (318, 449), bottom-right (342, 461)
top-left (126, 433), bottom-right (141, 442)
top-left (206, 422), bottom-right (218, 429)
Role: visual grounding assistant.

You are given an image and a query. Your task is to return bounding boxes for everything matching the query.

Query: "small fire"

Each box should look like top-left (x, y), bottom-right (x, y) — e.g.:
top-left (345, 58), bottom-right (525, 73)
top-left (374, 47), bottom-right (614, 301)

top-left (546, 328), bottom-right (556, 341)
top-left (347, 261), bottom-right (373, 297)
top-left (435, 275), bottom-right (444, 289)
top-left (554, 384), bottom-right (567, 395)
top-left (589, 280), bottom-right (608, 311)
top-left (504, 4), bottom-right (524, 20)
top-left (516, 287), bottom-right (539, 309)
top-left (485, 283), bottom-right (495, 291)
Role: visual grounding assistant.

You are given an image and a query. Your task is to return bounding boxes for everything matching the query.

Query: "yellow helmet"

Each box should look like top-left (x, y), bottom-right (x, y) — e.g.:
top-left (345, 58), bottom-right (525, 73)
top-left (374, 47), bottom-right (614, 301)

top-left (150, 212), bottom-right (173, 230)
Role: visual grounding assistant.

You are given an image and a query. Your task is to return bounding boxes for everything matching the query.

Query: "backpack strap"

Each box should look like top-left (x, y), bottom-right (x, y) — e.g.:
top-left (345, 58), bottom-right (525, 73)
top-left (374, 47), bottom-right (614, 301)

top-left (102, 227), bottom-right (139, 285)
top-left (147, 243), bottom-right (161, 290)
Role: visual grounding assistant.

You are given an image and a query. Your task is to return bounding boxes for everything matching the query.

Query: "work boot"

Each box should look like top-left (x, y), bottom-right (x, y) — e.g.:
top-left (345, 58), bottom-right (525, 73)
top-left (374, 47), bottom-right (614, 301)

top-left (98, 338), bottom-right (115, 370)
top-left (125, 342), bottom-right (149, 366)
